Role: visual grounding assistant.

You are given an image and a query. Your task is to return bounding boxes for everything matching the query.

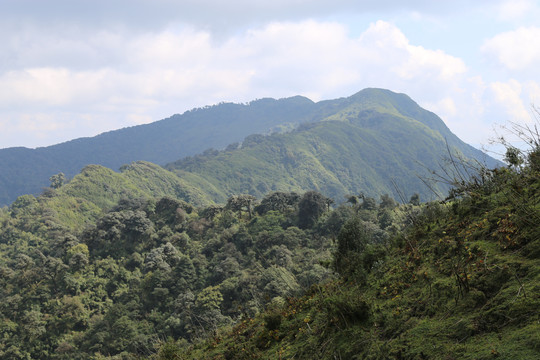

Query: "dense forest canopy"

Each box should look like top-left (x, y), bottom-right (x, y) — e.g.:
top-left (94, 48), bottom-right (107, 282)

top-left (0, 180), bottom-right (397, 358)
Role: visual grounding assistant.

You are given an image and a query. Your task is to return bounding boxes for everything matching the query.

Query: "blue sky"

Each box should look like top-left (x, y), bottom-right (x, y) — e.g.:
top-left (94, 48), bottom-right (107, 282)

top-left (1, 0), bottom-right (539, 155)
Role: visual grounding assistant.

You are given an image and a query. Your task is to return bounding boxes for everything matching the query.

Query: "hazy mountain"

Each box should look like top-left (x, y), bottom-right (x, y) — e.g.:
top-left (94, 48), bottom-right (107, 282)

top-left (0, 96), bottom-right (317, 206)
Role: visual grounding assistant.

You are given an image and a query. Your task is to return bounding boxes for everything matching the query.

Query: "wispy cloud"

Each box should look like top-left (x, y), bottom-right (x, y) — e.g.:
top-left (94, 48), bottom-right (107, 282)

top-left (482, 26), bottom-right (540, 71)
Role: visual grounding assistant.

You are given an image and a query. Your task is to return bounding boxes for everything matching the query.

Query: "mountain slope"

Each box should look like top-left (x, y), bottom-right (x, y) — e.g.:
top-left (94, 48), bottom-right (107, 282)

top-left (0, 96), bottom-right (316, 206)
top-left (166, 89), bottom-right (500, 203)
top-left (171, 144), bottom-right (540, 360)
top-left (21, 161), bottom-right (213, 232)
top-left (0, 88), bottom-right (498, 206)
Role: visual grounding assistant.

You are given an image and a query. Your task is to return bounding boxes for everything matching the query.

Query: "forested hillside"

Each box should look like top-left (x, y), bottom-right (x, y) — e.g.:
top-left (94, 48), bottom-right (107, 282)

top-left (0, 88), bottom-right (497, 206)
top-left (165, 128), bottom-right (540, 360)
top-left (0, 174), bottom-right (379, 358)
top-left (2, 88), bottom-right (530, 360)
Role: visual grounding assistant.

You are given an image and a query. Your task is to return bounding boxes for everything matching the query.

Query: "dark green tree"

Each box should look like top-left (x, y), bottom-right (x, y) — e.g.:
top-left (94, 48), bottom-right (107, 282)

top-left (379, 193), bottom-right (397, 209)
top-left (226, 194), bottom-right (257, 219)
top-left (334, 216), bottom-right (372, 274)
top-left (49, 173), bottom-right (66, 189)
top-left (298, 191), bottom-right (330, 229)
top-left (255, 192), bottom-right (300, 215)
top-left (409, 193), bottom-right (420, 206)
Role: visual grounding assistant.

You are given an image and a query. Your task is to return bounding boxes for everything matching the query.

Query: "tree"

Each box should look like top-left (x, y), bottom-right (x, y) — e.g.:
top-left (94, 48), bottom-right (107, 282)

top-left (334, 216), bottom-right (374, 274)
top-left (346, 194), bottom-right (359, 206)
top-left (226, 194), bottom-right (257, 219)
top-left (409, 193), bottom-right (420, 206)
top-left (379, 193), bottom-right (397, 210)
top-left (9, 194), bottom-right (37, 217)
top-left (336, 216), bottom-right (369, 255)
top-left (49, 173), bottom-right (66, 189)
top-left (255, 192), bottom-right (300, 215)
top-left (298, 191), bottom-right (330, 229)
top-left (361, 196), bottom-right (377, 211)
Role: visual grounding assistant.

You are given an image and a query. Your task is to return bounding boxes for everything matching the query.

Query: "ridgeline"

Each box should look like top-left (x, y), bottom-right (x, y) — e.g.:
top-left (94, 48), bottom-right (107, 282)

top-left (0, 88), bottom-right (498, 206)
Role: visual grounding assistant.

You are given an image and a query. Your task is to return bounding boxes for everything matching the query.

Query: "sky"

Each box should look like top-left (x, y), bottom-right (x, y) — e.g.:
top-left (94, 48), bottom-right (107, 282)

top-left (1, 0), bottom-right (539, 155)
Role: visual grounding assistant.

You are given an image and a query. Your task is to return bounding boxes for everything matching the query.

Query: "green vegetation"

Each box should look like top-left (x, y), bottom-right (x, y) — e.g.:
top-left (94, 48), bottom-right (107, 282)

top-left (2, 89), bottom-right (531, 359)
top-left (0, 184), bottom-right (349, 358)
top-left (0, 95), bottom-right (317, 206)
top-left (0, 139), bottom-right (537, 358)
top-left (61, 161), bottom-right (211, 210)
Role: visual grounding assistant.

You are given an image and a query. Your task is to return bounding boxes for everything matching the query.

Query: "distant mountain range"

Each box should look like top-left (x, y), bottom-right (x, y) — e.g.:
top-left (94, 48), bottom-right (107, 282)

top-left (0, 88), bottom-right (500, 206)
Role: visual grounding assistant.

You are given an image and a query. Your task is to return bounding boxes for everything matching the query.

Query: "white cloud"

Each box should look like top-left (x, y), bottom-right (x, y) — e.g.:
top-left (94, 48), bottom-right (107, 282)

top-left (482, 26), bottom-right (540, 71)
top-left (478, 79), bottom-right (540, 152)
top-left (525, 81), bottom-right (540, 105)
top-left (488, 80), bottom-right (530, 123)
top-left (496, 0), bottom-right (536, 20)
top-left (0, 68), bottom-right (113, 107)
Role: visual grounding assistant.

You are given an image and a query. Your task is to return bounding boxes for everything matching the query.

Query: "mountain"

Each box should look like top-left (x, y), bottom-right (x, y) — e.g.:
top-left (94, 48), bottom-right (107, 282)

top-left (0, 96), bottom-right (317, 206)
top-left (0, 88), bottom-right (499, 206)
top-left (0, 88), bottom-right (535, 359)
top-left (166, 88), bottom-right (500, 203)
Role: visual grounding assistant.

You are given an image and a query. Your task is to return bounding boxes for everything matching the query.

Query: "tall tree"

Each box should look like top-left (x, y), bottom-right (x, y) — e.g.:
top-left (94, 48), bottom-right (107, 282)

top-left (297, 191), bottom-right (330, 229)
top-left (49, 173), bottom-right (66, 189)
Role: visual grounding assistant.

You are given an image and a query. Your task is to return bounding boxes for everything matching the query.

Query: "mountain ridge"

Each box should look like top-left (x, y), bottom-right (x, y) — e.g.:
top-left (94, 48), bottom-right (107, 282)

top-left (0, 88), bottom-right (498, 206)
top-left (165, 89), bottom-right (499, 203)
top-left (0, 96), bottom-right (319, 206)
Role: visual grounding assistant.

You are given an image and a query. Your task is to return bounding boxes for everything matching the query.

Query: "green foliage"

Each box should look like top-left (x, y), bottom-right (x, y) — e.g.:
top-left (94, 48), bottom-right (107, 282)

top-left (49, 172), bottom-right (66, 189)
top-left (0, 185), bottom-right (338, 358)
top-left (120, 161), bottom-right (213, 207)
top-left (175, 145), bottom-right (540, 360)
top-left (0, 91), bottom-right (527, 359)
top-left (334, 216), bottom-right (371, 274)
top-left (255, 191), bottom-right (300, 215)
top-left (297, 191), bottom-right (331, 229)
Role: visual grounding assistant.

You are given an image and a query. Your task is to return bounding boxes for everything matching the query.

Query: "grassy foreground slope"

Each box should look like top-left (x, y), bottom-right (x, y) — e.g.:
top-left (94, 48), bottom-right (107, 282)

top-left (173, 148), bottom-right (539, 359)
